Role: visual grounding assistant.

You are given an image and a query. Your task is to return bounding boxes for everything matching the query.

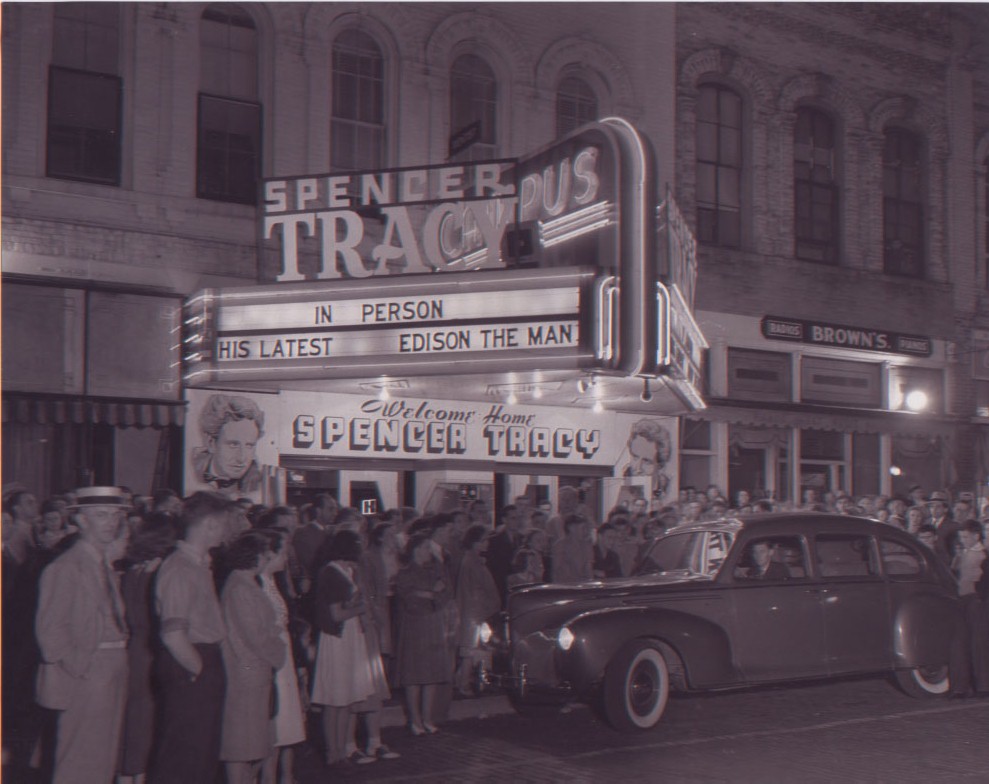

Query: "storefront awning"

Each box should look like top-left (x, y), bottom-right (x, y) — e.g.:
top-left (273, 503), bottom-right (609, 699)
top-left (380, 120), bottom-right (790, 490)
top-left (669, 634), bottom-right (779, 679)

top-left (692, 399), bottom-right (959, 438)
top-left (2, 394), bottom-right (186, 428)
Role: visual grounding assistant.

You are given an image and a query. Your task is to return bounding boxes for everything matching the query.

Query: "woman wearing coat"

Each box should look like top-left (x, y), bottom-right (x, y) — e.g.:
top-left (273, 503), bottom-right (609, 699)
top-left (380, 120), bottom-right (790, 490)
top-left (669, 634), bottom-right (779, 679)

top-left (393, 532), bottom-right (454, 735)
top-left (219, 530), bottom-right (287, 784)
top-left (454, 526), bottom-right (501, 695)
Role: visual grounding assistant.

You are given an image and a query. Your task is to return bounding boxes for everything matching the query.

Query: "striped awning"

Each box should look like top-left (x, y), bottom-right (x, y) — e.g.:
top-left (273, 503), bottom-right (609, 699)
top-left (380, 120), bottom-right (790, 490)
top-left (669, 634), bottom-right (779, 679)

top-left (2, 394), bottom-right (186, 427)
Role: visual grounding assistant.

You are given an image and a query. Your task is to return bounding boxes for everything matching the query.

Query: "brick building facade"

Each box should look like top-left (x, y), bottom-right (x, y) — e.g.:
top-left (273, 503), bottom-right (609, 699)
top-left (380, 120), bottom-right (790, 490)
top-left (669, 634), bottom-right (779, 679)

top-left (3, 2), bottom-right (988, 510)
top-left (673, 3), bottom-right (989, 507)
top-left (1, 2), bottom-right (679, 505)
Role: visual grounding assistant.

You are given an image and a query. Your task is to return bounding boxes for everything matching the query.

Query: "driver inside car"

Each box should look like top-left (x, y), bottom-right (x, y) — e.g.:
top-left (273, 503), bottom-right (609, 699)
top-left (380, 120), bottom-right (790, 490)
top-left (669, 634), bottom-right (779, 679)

top-left (744, 541), bottom-right (791, 580)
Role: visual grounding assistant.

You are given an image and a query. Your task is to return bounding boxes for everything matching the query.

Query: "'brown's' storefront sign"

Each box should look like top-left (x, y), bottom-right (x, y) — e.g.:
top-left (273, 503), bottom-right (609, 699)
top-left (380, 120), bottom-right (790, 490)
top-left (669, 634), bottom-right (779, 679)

top-left (761, 316), bottom-right (931, 357)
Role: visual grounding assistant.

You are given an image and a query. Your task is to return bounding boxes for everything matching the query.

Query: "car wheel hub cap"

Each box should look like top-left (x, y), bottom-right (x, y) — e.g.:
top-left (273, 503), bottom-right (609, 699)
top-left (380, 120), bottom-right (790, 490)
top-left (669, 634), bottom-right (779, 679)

top-left (629, 663), bottom-right (657, 713)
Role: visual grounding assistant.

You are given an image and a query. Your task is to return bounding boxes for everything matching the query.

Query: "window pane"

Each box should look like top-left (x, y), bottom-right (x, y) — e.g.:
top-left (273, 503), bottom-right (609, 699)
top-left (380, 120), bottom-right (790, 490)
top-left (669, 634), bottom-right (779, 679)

top-left (880, 539), bottom-right (925, 578)
top-left (695, 85), bottom-right (743, 247)
top-left (197, 94), bottom-right (260, 204)
top-left (718, 168), bottom-right (740, 208)
top-left (556, 75), bottom-right (597, 137)
top-left (47, 67), bottom-right (121, 185)
top-left (52, 3), bottom-right (120, 74)
top-left (332, 30), bottom-right (385, 170)
top-left (696, 122), bottom-right (718, 161)
top-left (883, 128), bottom-right (925, 276)
top-left (719, 89), bottom-right (741, 127)
top-left (719, 127), bottom-right (741, 166)
top-left (450, 54), bottom-right (497, 159)
top-left (200, 3), bottom-right (257, 99)
top-left (696, 162), bottom-right (716, 204)
top-left (815, 534), bottom-right (878, 578)
top-left (696, 86), bottom-right (718, 122)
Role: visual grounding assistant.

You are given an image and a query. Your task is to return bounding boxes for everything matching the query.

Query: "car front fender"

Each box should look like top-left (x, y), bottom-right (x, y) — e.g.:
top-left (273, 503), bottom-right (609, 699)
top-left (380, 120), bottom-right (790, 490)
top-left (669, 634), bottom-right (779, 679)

top-left (560, 606), bottom-right (739, 695)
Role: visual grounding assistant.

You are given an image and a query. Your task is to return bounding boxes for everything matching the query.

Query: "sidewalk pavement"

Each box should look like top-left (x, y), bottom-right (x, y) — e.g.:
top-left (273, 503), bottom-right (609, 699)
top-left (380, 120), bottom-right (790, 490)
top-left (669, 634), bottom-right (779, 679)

top-left (379, 693), bottom-right (516, 728)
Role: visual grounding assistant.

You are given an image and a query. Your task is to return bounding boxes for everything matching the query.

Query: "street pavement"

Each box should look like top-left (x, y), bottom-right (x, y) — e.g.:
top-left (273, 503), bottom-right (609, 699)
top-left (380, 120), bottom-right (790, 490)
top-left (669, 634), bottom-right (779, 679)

top-left (295, 675), bottom-right (989, 783)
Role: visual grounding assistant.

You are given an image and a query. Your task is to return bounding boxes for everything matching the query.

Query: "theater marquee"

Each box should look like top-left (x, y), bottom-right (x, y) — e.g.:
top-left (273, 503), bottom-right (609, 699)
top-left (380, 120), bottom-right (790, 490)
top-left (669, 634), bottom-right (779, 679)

top-left (184, 119), bottom-right (705, 413)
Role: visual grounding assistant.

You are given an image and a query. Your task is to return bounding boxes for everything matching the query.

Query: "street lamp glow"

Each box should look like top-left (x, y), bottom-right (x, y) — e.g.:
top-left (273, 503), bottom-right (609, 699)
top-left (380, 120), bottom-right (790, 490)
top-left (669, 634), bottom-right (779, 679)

top-left (905, 390), bottom-right (929, 412)
top-left (889, 465), bottom-right (902, 477)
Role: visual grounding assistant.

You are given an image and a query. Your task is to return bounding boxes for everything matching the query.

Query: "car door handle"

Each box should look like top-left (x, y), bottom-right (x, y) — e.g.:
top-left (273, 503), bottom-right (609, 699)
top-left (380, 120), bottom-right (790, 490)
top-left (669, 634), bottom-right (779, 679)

top-left (804, 588), bottom-right (829, 595)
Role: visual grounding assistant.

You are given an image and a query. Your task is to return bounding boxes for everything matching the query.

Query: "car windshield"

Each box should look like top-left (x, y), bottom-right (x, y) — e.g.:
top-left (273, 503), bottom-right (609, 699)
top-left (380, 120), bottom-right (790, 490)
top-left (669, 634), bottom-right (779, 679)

top-left (635, 530), bottom-right (735, 578)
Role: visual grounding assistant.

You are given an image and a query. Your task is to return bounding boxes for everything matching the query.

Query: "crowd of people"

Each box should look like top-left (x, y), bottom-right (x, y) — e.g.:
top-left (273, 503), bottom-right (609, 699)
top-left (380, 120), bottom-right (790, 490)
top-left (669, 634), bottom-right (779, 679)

top-left (3, 479), bottom-right (989, 783)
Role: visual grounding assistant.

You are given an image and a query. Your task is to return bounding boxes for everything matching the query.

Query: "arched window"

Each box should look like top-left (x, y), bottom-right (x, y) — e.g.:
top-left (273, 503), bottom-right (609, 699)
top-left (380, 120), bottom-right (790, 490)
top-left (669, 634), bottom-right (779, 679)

top-left (695, 84), bottom-right (741, 247)
top-left (47, 3), bottom-right (122, 184)
top-left (197, 4), bottom-right (261, 204)
top-left (794, 108), bottom-right (839, 264)
top-left (331, 29), bottom-right (385, 171)
top-left (450, 54), bottom-right (497, 161)
top-left (883, 128), bottom-right (924, 277)
top-left (556, 75), bottom-right (598, 138)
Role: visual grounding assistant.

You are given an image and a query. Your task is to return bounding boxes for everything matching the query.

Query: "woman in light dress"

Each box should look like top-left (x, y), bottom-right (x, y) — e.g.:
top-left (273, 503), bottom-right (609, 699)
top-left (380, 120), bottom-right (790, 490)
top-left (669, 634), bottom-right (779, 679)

top-left (310, 530), bottom-right (393, 769)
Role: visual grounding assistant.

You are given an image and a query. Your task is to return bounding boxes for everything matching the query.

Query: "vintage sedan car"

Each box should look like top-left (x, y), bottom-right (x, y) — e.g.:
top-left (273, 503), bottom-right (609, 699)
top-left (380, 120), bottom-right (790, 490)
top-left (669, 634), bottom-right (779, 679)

top-left (483, 514), bottom-right (961, 732)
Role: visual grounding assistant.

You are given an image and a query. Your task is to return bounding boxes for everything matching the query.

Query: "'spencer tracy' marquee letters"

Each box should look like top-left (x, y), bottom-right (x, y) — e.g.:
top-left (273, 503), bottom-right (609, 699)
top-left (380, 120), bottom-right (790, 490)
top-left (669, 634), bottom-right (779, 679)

top-left (262, 151), bottom-right (600, 282)
top-left (290, 400), bottom-right (601, 461)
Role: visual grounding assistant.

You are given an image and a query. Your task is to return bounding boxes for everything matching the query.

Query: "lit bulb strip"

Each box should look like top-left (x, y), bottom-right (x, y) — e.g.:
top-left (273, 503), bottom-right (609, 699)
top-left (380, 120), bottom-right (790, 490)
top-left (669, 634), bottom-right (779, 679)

top-left (596, 276), bottom-right (617, 361)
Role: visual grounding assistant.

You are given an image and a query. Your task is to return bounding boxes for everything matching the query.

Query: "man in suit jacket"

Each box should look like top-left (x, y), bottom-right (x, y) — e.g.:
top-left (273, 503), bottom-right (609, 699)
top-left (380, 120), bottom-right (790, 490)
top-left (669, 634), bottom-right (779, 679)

top-left (35, 486), bottom-right (131, 784)
top-left (293, 493), bottom-right (338, 581)
top-left (485, 505), bottom-right (524, 606)
top-left (928, 490), bottom-right (960, 565)
top-left (745, 541), bottom-right (791, 581)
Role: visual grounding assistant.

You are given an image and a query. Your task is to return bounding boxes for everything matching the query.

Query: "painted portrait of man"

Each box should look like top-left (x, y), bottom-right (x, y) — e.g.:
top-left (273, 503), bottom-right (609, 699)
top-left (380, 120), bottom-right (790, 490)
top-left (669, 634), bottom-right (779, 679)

top-left (622, 418), bottom-right (673, 502)
top-left (189, 394), bottom-right (266, 498)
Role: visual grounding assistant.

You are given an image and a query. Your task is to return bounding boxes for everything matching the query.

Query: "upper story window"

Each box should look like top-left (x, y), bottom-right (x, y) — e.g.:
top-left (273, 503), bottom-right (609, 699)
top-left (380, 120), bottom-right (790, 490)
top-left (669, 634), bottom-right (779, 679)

top-left (556, 75), bottom-right (598, 138)
top-left (47, 3), bottom-right (122, 185)
top-left (331, 29), bottom-right (385, 171)
top-left (883, 128), bottom-right (924, 277)
top-left (197, 4), bottom-right (261, 205)
top-left (450, 54), bottom-right (497, 161)
top-left (695, 84), bottom-right (741, 248)
top-left (794, 108), bottom-right (839, 264)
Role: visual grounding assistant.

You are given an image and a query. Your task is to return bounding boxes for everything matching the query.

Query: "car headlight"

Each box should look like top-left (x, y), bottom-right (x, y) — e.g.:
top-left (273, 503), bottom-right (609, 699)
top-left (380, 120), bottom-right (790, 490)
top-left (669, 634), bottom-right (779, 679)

top-left (557, 626), bottom-right (575, 651)
top-left (478, 621), bottom-right (493, 644)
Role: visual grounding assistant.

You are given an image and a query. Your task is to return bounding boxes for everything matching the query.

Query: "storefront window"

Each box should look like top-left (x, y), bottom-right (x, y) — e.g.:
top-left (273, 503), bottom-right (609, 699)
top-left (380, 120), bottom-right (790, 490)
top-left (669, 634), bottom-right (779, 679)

top-left (800, 428), bottom-right (847, 500)
top-left (889, 435), bottom-right (942, 499)
top-left (680, 420), bottom-right (713, 499)
top-left (728, 425), bottom-right (789, 507)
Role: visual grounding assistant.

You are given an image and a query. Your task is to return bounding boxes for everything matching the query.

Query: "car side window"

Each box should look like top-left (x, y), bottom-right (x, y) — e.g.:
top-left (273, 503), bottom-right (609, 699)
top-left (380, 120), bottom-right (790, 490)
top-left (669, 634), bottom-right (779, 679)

top-left (732, 536), bottom-right (806, 581)
top-left (815, 534), bottom-right (879, 578)
top-left (879, 538), bottom-right (926, 579)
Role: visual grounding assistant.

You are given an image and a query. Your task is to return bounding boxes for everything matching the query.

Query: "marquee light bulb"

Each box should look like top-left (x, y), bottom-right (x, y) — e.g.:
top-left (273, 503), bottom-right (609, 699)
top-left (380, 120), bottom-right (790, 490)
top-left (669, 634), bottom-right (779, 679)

top-left (592, 400), bottom-right (604, 414)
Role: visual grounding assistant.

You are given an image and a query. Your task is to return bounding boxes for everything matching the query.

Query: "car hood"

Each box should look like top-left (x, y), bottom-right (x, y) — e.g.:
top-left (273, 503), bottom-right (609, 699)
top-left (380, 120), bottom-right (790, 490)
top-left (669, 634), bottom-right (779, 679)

top-left (507, 572), bottom-right (715, 636)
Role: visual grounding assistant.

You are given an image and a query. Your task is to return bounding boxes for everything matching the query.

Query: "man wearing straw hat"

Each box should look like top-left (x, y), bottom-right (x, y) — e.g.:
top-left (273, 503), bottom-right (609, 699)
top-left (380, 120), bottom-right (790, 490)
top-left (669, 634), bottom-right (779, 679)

top-left (35, 486), bottom-right (131, 784)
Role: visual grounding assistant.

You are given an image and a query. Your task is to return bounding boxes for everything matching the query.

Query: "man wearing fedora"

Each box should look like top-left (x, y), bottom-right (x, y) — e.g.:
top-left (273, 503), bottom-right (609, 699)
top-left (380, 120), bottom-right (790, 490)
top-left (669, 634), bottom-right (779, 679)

top-left (928, 490), bottom-right (961, 564)
top-left (35, 486), bottom-right (130, 784)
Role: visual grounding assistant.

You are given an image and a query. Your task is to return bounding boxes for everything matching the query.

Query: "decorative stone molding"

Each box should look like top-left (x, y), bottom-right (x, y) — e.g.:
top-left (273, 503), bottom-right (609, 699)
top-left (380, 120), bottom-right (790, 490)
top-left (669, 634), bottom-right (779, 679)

top-left (425, 11), bottom-right (532, 86)
top-left (535, 36), bottom-right (635, 114)
top-left (777, 72), bottom-right (866, 128)
top-left (679, 47), bottom-right (772, 110)
top-left (320, 10), bottom-right (404, 63)
top-left (868, 95), bottom-right (949, 159)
